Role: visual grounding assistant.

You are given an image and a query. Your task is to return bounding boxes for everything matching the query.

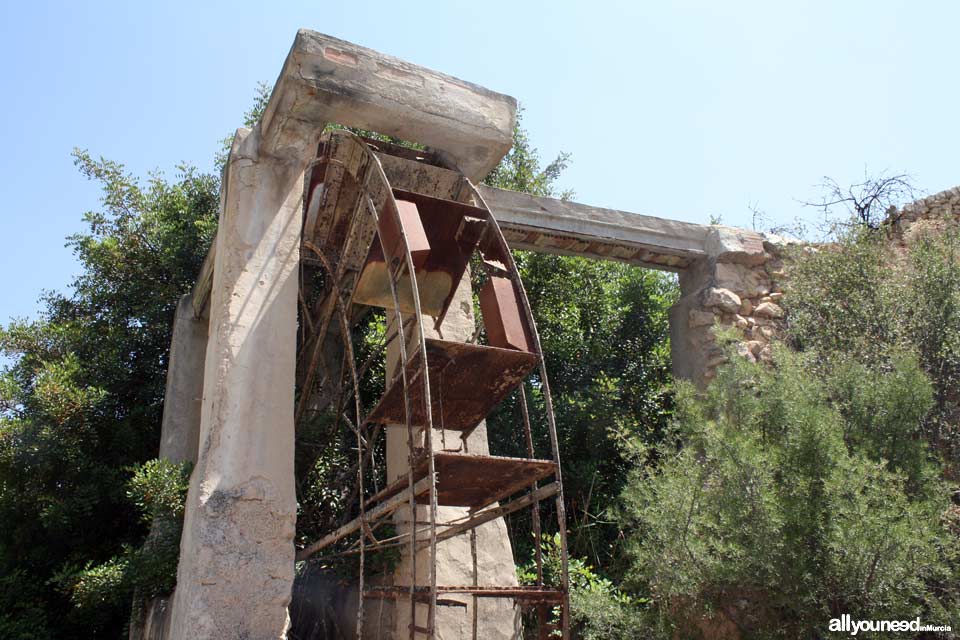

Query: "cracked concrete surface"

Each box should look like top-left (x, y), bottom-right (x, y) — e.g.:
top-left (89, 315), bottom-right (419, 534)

top-left (167, 127), bottom-right (305, 639)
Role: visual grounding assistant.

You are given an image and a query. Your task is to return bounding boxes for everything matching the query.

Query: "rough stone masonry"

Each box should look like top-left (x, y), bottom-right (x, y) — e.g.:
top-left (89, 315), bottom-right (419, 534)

top-left (146, 29), bottom-right (794, 639)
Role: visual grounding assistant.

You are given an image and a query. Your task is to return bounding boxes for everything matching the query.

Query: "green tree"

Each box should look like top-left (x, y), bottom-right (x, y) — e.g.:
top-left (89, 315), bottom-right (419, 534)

top-left (0, 84), bottom-right (279, 637)
top-left (0, 153), bottom-right (218, 637)
top-left (61, 459), bottom-right (191, 629)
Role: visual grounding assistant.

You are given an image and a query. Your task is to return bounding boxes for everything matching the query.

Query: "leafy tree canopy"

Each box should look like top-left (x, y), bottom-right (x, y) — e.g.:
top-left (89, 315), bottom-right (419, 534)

top-left (0, 152), bottom-right (218, 637)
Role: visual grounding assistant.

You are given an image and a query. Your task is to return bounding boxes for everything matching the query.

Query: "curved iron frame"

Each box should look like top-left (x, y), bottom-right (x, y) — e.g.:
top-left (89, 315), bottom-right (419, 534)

top-left (295, 130), bottom-right (569, 640)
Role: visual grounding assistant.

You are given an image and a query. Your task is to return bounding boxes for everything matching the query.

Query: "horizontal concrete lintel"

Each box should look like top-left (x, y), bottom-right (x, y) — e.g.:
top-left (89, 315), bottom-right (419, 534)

top-left (259, 30), bottom-right (517, 181)
top-left (478, 185), bottom-right (712, 262)
top-left (191, 173), bottom-right (751, 315)
top-left (498, 235), bottom-right (692, 271)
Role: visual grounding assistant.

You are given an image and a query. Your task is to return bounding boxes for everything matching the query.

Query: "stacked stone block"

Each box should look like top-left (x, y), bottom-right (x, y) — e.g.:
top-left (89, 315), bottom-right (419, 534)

top-left (670, 228), bottom-right (795, 387)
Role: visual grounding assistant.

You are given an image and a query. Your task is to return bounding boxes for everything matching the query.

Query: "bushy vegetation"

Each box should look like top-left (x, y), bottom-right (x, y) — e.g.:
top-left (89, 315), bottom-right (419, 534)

top-left (59, 459), bottom-right (191, 625)
top-left (0, 150), bottom-right (217, 636)
top-left (484, 253), bottom-right (676, 573)
top-left (519, 533), bottom-right (647, 640)
top-left (622, 342), bottom-right (959, 637)
top-left (614, 223), bottom-right (960, 638)
top-left (786, 226), bottom-right (960, 474)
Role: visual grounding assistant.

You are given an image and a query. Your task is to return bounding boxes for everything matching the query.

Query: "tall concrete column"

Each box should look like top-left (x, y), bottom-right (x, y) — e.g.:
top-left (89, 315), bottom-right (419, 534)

top-left (159, 293), bottom-right (208, 465)
top-left (380, 271), bottom-right (521, 639)
top-left (168, 127), bottom-right (306, 639)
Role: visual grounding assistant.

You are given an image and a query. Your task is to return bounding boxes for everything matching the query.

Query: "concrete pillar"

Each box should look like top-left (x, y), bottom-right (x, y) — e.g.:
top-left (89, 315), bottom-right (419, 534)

top-left (378, 271), bottom-right (521, 639)
top-left (159, 293), bottom-right (208, 465)
top-left (168, 126), bottom-right (304, 639)
top-left (669, 258), bottom-right (715, 387)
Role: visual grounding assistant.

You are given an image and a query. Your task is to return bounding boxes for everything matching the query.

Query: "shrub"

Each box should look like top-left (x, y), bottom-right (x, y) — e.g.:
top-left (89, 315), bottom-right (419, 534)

top-left (621, 345), bottom-right (960, 638)
top-left (59, 458), bottom-right (191, 625)
top-left (0, 571), bottom-right (51, 640)
top-left (519, 533), bottom-right (650, 639)
top-left (786, 227), bottom-right (960, 472)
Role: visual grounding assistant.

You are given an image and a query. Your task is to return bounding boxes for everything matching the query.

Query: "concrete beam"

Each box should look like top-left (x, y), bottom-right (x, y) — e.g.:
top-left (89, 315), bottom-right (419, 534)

top-left (191, 179), bottom-right (766, 318)
top-left (478, 185), bottom-right (711, 271)
top-left (371, 151), bottom-right (769, 271)
top-left (259, 30), bottom-right (517, 181)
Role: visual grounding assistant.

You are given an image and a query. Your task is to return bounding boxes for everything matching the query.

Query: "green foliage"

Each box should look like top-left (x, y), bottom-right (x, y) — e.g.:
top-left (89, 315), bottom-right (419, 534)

top-left (786, 227), bottom-right (960, 471)
top-left (0, 146), bottom-right (217, 636)
top-left (785, 229), bottom-right (896, 359)
top-left (618, 217), bottom-right (960, 638)
top-left (58, 459), bottom-right (191, 629)
top-left (66, 556), bottom-right (129, 613)
top-left (505, 256), bottom-right (676, 569)
top-left (0, 570), bottom-right (52, 639)
top-left (901, 231), bottom-right (960, 464)
top-left (519, 534), bottom-right (649, 640)
top-left (622, 344), bottom-right (960, 638)
top-left (827, 353), bottom-right (935, 493)
top-left (127, 458), bottom-right (191, 526)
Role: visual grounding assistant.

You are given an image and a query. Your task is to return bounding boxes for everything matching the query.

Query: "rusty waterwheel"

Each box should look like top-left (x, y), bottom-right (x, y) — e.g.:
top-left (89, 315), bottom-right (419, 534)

top-left (293, 130), bottom-right (570, 640)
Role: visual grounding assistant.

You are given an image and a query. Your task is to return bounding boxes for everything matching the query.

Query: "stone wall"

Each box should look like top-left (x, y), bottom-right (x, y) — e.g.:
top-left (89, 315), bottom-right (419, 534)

top-left (670, 228), bottom-right (795, 387)
top-left (889, 186), bottom-right (960, 246)
top-left (673, 186), bottom-right (960, 388)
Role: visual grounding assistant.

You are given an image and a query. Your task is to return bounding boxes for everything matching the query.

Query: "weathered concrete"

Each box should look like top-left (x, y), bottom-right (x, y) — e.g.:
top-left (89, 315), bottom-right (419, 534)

top-left (191, 29), bottom-right (518, 318)
top-left (168, 126), bottom-right (306, 639)
top-left (159, 294), bottom-right (207, 464)
top-left (379, 271), bottom-right (521, 639)
top-left (261, 30), bottom-right (516, 181)
top-left (129, 596), bottom-right (173, 640)
top-left (480, 184), bottom-right (709, 271)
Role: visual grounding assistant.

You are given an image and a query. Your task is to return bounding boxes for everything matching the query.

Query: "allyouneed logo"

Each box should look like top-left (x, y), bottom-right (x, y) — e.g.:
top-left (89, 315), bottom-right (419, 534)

top-left (829, 614), bottom-right (952, 635)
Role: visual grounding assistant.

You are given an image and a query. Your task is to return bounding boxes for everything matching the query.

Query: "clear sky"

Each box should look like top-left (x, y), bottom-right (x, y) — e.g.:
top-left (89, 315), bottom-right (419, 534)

top-left (2, 0), bottom-right (958, 324)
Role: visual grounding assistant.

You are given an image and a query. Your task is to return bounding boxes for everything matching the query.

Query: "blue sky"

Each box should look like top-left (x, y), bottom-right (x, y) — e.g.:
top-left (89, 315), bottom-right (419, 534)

top-left (2, 0), bottom-right (958, 324)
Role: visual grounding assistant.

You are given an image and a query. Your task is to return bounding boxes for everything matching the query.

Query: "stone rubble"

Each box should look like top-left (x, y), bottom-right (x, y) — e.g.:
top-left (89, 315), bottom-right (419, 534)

top-left (669, 226), bottom-right (790, 386)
